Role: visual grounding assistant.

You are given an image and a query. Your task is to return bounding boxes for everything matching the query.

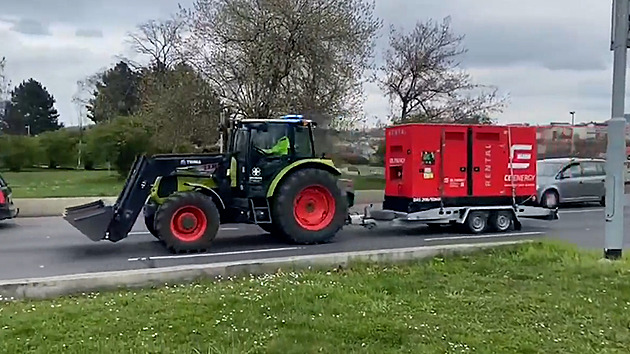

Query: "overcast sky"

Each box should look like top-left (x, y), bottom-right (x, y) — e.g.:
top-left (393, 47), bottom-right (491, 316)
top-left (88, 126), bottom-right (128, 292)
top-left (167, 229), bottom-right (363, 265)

top-left (0, 0), bottom-right (619, 127)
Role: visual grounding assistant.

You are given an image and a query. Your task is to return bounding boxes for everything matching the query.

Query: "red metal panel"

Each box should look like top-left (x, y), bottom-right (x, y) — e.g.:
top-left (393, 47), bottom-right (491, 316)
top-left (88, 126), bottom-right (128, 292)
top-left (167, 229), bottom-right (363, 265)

top-left (411, 124), bottom-right (440, 199)
top-left (384, 125), bottom-right (413, 198)
top-left (439, 126), bottom-right (469, 198)
top-left (471, 125), bottom-right (510, 197)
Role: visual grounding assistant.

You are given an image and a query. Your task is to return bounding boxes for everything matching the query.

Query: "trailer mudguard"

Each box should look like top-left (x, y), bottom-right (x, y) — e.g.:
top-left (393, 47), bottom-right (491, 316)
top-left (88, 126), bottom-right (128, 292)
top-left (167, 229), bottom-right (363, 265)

top-left (266, 158), bottom-right (341, 198)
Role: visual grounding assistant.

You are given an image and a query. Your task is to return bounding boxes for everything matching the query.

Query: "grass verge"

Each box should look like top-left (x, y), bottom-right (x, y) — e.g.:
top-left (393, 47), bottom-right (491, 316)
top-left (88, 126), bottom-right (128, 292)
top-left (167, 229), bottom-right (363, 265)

top-left (1, 241), bottom-right (630, 353)
top-left (1, 169), bottom-right (384, 198)
top-left (1, 169), bottom-right (123, 199)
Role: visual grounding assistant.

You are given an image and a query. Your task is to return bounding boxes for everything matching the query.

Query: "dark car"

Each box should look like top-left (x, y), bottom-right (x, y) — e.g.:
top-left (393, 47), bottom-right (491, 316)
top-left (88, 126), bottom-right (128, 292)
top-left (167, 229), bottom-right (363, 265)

top-left (0, 174), bottom-right (18, 221)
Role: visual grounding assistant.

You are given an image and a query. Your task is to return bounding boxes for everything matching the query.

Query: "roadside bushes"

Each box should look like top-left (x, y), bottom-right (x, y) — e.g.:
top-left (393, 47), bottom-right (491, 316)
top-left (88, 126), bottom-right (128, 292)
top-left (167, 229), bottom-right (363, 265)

top-left (0, 116), bottom-right (154, 176)
top-left (0, 135), bottom-right (39, 172)
top-left (85, 116), bottom-right (154, 177)
top-left (37, 130), bottom-right (79, 169)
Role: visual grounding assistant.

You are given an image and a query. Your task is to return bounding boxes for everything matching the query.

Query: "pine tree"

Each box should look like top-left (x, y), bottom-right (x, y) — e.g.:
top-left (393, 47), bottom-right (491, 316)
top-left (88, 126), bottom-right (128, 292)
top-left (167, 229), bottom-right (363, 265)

top-left (5, 78), bottom-right (63, 135)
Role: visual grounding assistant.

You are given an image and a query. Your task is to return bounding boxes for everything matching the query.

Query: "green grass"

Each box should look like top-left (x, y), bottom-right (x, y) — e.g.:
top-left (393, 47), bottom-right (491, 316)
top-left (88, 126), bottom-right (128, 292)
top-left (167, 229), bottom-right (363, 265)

top-left (1, 241), bottom-right (630, 353)
top-left (1, 169), bottom-right (124, 199)
top-left (347, 174), bottom-right (385, 190)
top-left (1, 169), bottom-right (384, 198)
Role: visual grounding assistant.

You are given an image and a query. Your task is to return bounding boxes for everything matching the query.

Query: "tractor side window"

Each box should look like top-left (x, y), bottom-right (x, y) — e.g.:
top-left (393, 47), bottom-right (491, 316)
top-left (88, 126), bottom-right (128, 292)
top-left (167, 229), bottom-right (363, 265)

top-left (233, 129), bottom-right (249, 157)
top-left (294, 125), bottom-right (314, 158)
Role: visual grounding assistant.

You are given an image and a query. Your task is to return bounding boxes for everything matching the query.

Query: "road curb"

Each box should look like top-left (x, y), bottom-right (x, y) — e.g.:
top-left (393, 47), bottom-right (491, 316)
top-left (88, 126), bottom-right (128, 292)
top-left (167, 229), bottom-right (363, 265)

top-left (0, 240), bottom-right (532, 301)
top-left (12, 190), bottom-right (385, 218)
top-left (12, 197), bottom-right (118, 217)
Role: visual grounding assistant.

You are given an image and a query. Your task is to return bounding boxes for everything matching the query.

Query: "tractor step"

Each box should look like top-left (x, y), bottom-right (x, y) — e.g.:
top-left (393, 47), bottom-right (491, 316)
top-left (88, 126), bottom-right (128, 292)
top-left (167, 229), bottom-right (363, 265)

top-left (250, 198), bottom-right (272, 224)
top-left (63, 199), bottom-right (114, 242)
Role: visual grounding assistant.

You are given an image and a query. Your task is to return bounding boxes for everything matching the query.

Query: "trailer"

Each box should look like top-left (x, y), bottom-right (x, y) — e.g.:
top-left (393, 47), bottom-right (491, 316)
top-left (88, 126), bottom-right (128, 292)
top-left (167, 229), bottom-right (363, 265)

top-left (347, 123), bottom-right (558, 232)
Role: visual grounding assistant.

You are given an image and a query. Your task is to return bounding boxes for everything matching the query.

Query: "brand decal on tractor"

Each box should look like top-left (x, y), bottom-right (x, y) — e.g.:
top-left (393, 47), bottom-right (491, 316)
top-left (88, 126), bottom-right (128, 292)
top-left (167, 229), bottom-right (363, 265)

top-left (180, 159), bottom-right (202, 166)
top-left (249, 166), bottom-right (263, 183)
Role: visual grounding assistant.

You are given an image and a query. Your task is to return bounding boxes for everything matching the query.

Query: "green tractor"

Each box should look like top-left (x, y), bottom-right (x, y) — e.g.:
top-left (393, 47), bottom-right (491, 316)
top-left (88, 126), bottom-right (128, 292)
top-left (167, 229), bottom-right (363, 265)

top-left (63, 114), bottom-right (355, 253)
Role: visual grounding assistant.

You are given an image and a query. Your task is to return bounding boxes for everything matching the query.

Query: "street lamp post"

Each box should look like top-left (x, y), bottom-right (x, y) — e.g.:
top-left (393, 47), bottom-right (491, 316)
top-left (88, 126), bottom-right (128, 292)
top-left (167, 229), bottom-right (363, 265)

top-left (604, 0), bottom-right (629, 260)
top-left (569, 111), bottom-right (575, 125)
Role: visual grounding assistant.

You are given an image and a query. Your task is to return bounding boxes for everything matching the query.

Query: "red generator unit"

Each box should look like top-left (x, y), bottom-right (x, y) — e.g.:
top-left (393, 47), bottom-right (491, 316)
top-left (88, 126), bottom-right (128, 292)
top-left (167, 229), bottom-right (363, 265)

top-left (384, 123), bottom-right (538, 211)
top-left (349, 123), bottom-right (558, 234)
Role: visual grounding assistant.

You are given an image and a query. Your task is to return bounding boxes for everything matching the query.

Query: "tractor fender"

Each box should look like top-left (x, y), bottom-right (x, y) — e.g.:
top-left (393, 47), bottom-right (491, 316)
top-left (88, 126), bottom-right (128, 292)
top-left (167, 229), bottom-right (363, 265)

top-left (266, 159), bottom-right (341, 198)
top-left (183, 182), bottom-right (226, 210)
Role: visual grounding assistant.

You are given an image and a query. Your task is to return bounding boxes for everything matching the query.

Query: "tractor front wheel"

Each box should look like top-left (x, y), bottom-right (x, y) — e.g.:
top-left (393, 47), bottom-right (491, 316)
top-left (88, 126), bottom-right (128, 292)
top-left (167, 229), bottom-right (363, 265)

top-left (154, 191), bottom-right (220, 253)
top-left (143, 202), bottom-right (159, 239)
top-left (271, 168), bottom-right (347, 244)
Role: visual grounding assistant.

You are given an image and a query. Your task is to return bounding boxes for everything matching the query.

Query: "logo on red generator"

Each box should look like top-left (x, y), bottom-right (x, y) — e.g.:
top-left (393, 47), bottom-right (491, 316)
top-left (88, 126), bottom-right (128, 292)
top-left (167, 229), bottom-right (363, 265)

top-left (508, 144), bottom-right (533, 170)
top-left (505, 143), bottom-right (535, 186)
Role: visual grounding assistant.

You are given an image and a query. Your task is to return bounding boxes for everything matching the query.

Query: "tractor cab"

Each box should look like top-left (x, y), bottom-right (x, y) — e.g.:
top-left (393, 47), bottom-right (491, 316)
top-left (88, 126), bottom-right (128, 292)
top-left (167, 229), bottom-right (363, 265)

top-left (228, 115), bottom-right (317, 199)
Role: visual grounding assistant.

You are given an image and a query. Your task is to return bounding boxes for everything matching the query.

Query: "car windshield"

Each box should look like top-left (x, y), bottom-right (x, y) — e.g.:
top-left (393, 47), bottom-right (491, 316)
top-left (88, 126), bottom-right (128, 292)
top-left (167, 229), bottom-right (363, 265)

top-left (537, 161), bottom-right (565, 177)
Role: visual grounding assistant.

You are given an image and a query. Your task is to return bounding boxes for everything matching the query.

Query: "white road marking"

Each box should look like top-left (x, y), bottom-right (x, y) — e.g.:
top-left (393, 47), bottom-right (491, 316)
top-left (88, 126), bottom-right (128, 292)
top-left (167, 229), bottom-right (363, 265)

top-left (128, 227), bottom-right (240, 236)
top-left (560, 208), bottom-right (603, 214)
top-left (128, 246), bottom-right (303, 262)
top-left (424, 231), bottom-right (544, 242)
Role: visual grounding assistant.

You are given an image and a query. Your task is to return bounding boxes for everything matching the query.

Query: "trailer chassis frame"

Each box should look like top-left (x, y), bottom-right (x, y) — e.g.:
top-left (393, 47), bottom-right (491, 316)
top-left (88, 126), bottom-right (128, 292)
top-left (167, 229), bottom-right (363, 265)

top-left (347, 203), bottom-right (559, 232)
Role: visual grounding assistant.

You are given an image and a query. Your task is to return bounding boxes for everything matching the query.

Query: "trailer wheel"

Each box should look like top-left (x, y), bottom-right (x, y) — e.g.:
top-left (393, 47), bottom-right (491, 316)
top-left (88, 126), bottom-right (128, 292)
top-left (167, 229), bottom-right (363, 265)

top-left (154, 191), bottom-right (220, 253)
top-left (489, 211), bottom-right (513, 232)
top-left (465, 211), bottom-right (488, 234)
top-left (271, 168), bottom-right (347, 244)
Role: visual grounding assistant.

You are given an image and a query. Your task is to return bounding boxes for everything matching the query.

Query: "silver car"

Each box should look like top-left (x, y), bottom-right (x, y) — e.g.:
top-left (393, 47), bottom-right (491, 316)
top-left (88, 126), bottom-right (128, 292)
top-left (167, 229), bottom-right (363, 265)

top-left (536, 158), bottom-right (606, 208)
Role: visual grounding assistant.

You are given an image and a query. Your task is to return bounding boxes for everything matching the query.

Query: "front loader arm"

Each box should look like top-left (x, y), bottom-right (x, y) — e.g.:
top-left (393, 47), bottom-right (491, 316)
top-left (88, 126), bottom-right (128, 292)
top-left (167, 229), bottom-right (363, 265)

top-left (64, 153), bottom-right (226, 243)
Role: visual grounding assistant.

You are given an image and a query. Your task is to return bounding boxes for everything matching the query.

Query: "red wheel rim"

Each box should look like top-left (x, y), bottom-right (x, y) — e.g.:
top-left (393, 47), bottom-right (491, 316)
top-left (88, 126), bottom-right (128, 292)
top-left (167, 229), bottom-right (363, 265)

top-left (293, 185), bottom-right (336, 231)
top-left (170, 205), bottom-right (207, 242)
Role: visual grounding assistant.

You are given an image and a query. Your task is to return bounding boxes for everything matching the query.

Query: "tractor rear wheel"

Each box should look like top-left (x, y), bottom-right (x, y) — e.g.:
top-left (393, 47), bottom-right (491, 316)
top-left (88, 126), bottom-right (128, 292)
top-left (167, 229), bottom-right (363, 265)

top-left (154, 191), bottom-right (220, 253)
top-left (271, 168), bottom-right (347, 244)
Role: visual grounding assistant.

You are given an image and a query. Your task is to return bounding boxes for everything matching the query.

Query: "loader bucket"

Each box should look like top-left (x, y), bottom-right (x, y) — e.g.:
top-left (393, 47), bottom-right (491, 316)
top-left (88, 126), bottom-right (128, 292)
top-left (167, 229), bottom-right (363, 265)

top-left (63, 199), bottom-right (114, 242)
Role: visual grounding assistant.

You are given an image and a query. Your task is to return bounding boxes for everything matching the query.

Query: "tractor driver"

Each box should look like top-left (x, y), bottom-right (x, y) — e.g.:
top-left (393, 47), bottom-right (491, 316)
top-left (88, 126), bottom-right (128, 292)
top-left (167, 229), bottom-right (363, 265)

top-left (262, 135), bottom-right (289, 156)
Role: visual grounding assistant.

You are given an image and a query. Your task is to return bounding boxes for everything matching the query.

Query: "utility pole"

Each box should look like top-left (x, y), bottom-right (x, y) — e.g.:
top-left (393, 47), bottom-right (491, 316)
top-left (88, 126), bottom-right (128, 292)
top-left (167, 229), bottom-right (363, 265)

top-left (605, 0), bottom-right (629, 259)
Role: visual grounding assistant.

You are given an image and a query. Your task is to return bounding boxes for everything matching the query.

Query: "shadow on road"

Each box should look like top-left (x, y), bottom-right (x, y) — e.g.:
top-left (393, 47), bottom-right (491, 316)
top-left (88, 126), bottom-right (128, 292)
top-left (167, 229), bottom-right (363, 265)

top-left (0, 221), bottom-right (18, 231)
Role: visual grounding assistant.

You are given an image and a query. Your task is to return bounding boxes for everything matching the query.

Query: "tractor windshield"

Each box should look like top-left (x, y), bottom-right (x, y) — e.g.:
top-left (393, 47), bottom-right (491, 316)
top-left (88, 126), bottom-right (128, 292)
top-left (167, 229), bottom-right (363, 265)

top-left (251, 123), bottom-right (289, 156)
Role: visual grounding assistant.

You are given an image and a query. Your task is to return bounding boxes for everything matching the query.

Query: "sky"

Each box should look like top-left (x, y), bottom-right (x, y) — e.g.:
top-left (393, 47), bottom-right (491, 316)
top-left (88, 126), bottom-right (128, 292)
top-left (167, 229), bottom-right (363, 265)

top-left (0, 0), bottom-right (620, 128)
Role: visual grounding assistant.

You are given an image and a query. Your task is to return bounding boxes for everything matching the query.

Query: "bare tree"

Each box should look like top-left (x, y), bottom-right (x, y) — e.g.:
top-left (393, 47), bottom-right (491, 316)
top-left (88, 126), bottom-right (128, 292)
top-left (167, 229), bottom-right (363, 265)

top-left (178, 0), bottom-right (381, 126)
top-left (126, 15), bottom-right (185, 71)
top-left (137, 63), bottom-right (222, 152)
top-left (378, 17), bottom-right (508, 124)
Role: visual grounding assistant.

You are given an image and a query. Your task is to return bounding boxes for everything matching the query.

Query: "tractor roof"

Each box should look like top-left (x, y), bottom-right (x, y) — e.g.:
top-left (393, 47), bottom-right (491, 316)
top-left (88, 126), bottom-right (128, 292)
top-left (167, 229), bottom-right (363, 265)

top-left (237, 114), bottom-right (313, 125)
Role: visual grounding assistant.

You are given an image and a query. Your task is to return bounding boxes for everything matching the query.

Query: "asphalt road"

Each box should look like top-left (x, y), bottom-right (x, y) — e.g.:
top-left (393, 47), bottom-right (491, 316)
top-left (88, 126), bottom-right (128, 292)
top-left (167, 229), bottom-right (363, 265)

top-left (0, 200), bottom-right (628, 282)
